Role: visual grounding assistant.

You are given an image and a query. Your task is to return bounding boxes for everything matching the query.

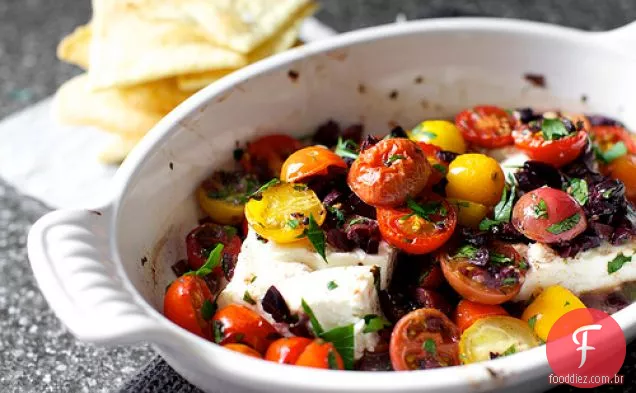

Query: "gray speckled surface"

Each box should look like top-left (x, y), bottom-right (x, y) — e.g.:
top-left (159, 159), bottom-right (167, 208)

top-left (1, 0), bottom-right (636, 392)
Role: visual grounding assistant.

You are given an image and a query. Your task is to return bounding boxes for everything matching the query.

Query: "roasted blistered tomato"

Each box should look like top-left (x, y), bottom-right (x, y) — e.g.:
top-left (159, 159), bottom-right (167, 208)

top-left (455, 106), bottom-right (516, 148)
top-left (590, 125), bottom-right (636, 155)
top-left (390, 308), bottom-right (460, 370)
top-left (512, 119), bottom-right (587, 168)
top-left (241, 134), bottom-right (302, 179)
top-left (511, 187), bottom-right (587, 243)
top-left (164, 275), bottom-right (215, 340)
top-left (348, 138), bottom-right (431, 207)
top-left (377, 196), bottom-right (457, 254)
top-left (212, 304), bottom-right (278, 354)
top-left (281, 146), bottom-right (347, 183)
top-left (185, 223), bottom-right (242, 278)
top-left (438, 242), bottom-right (527, 305)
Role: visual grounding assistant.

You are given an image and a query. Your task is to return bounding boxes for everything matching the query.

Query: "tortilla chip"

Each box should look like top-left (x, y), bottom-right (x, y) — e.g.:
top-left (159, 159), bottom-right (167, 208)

top-left (54, 73), bottom-right (186, 138)
top-left (57, 24), bottom-right (91, 69)
top-left (176, 3), bottom-right (315, 91)
top-left (98, 135), bottom-right (143, 164)
top-left (89, 0), bottom-right (247, 89)
top-left (182, 0), bottom-right (311, 54)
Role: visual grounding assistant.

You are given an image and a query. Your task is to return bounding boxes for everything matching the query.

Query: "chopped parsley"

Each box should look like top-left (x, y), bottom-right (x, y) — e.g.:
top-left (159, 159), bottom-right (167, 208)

top-left (249, 178), bottom-right (280, 199)
top-left (286, 218), bottom-right (300, 229)
top-left (566, 178), bottom-right (589, 206)
top-left (596, 141), bottom-right (627, 164)
top-left (224, 226), bottom-right (238, 238)
top-left (490, 252), bottom-right (513, 264)
top-left (327, 205), bottom-right (346, 227)
top-left (411, 123), bottom-right (437, 140)
top-left (362, 314), bottom-right (391, 333)
top-left (534, 199), bottom-right (548, 219)
top-left (527, 314), bottom-right (538, 330)
top-left (479, 217), bottom-right (500, 231)
top-left (249, 275), bottom-right (257, 283)
top-left (327, 350), bottom-right (339, 370)
top-left (301, 298), bottom-right (324, 336)
top-left (187, 244), bottom-right (224, 277)
top-left (385, 154), bottom-right (406, 166)
top-left (200, 299), bottom-right (216, 321)
top-left (423, 338), bottom-right (436, 355)
top-left (501, 277), bottom-right (517, 286)
top-left (327, 281), bottom-right (338, 290)
top-left (502, 345), bottom-right (517, 356)
top-left (213, 320), bottom-right (224, 343)
top-left (406, 198), bottom-right (447, 222)
top-left (564, 301), bottom-right (571, 307)
top-left (348, 217), bottom-right (366, 226)
top-left (607, 253), bottom-right (633, 274)
top-left (542, 118), bottom-right (571, 141)
top-left (243, 291), bottom-right (256, 305)
top-left (433, 163), bottom-right (448, 174)
top-left (480, 175), bottom-right (517, 229)
top-left (297, 214), bottom-right (327, 262)
top-left (519, 260), bottom-right (529, 270)
top-left (454, 244), bottom-right (478, 259)
top-left (335, 137), bottom-right (359, 160)
top-left (546, 213), bottom-right (581, 235)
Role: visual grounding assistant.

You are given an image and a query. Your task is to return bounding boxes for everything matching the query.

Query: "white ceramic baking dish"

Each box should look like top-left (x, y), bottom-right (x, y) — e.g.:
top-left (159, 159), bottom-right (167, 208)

top-left (28, 18), bottom-right (636, 393)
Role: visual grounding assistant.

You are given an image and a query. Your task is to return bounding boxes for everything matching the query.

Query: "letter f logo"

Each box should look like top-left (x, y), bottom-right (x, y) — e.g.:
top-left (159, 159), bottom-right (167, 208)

top-left (572, 324), bottom-right (602, 368)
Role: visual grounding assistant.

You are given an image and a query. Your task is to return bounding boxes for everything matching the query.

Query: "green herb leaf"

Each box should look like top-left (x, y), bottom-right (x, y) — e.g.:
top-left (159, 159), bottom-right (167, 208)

top-left (502, 345), bottom-right (517, 356)
top-left (200, 299), bottom-right (216, 321)
top-left (527, 314), bottom-right (538, 330)
top-left (490, 252), bottom-right (513, 264)
top-left (249, 178), bottom-right (280, 199)
top-left (327, 349), bottom-right (340, 370)
top-left (411, 123), bottom-right (437, 140)
top-left (335, 137), bottom-right (359, 160)
top-left (249, 275), bottom-right (257, 283)
top-left (188, 244), bottom-right (224, 277)
top-left (243, 290), bottom-right (256, 305)
top-left (234, 333), bottom-right (244, 342)
top-left (286, 218), bottom-right (300, 229)
top-left (348, 217), bottom-right (366, 226)
top-left (494, 176), bottom-right (517, 222)
top-left (546, 213), bottom-right (581, 235)
top-left (213, 320), bottom-right (224, 343)
top-left (542, 118), bottom-right (571, 141)
top-left (454, 244), bottom-right (478, 259)
top-left (607, 253), bottom-right (633, 274)
top-left (385, 154), bottom-right (406, 166)
top-left (564, 301), bottom-right (571, 307)
top-left (534, 199), bottom-right (548, 219)
top-left (304, 214), bottom-right (327, 262)
top-left (567, 178), bottom-right (589, 206)
top-left (423, 338), bottom-right (436, 355)
top-left (320, 324), bottom-right (355, 370)
top-left (362, 314), bottom-right (391, 333)
top-left (327, 281), bottom-right (338, 290)
top-left (596, 141), bottom-right (628, 164)
top-left (301, 298), bottom-right (324, 336)
top-left (501, 277), bottom-right (517, 286)
top-left (327, 205), bottom-right (346, 226)
top-left (406, 198), bottom-right (445, 221)
top-left (433, 163), bottom-right (448, 174)
top-left (479, 217), bottom-right (500, 231)
top-left (519, 260), bottom-right (529, 270)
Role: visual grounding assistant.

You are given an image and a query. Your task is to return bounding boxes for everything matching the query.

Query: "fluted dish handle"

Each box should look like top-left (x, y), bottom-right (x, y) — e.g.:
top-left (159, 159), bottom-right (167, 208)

top-left (27, 208), bottom-right (157, 344)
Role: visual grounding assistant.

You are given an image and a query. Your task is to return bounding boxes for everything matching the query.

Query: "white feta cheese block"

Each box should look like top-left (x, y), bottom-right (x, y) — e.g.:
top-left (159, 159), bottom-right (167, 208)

top-left (514, 241), bottom-right (636, 301)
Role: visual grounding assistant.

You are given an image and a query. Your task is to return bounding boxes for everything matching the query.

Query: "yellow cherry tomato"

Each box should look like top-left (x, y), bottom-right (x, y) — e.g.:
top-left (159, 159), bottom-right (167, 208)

top-left (408, 120), bottom-right (467, 154)
top-left (197, 171), bottom-right (260, 225)
top-left (447, 198), bottom-right (488, 229)
top-left (459, 316), bottom-right (540, 364)
top-left (245, 182), bottom-right (326, 243)
top-left (445, 154), bottom-right (505, 206)
top-left (521, 285), bottom-right (586, 342)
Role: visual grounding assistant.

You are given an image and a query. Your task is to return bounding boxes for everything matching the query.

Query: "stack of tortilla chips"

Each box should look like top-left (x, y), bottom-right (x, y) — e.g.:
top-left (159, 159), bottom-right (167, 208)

top-left (54, 0), bottom-right (316, 163)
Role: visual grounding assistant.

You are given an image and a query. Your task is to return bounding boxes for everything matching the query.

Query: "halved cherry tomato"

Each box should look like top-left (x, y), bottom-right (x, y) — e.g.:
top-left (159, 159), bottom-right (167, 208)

top-left (185, 223), bottom-right (242, 279)
top-left (241, 134), bottom-right (302, 179)
top-left (265, 337), bottom-right (313, 364)
top-left (417, 142), bottom-right (448, 188)
top-left (212, 304), bottom-right (278, 354)
top-left (512, 126), bottom-right (587, 168)
top-left (377, 196), bottom-right (456, 254)
top-left (454, 300), bottom-right (508, 333)
top-left (223, 343), bottom-right (262, 358)
top-left (244, 182), bottom-right (326, 243)
top-left (295, 340), bottom-right (344, 370)
top-left (605, 155), bottom-right (636, 203)
top-left (458, 316), bottom-right (539, 364)
top-left (281, 146), bottom-right (347, 183)
top-left (164, 275), bottom-right (215, 340)
top-left (455, 106), bottom-right (516, 148)
top-left (390, 308), bottom-right (460, 370)
top-left (511, 187), bottom-right (587, 243)
top-left (197, 171), bottom-right (260, 225)
top-left (438, 242), bottom-right (527, 305)
top-left (590, 125), bottom-right (636, 154)
top-left (348, 138), bottom-right (431, 207)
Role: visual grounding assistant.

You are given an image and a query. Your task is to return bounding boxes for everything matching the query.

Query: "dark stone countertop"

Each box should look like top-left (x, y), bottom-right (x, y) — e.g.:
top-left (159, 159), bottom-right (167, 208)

top-left (1, 1), bottom-right (636, 392)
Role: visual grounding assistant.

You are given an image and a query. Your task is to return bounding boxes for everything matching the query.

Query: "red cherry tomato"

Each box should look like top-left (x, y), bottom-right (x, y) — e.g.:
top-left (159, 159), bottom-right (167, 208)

top-left (295, 340), bottom-right (345, 370)
top-left (377, 196), bottom-right (456, 254)
top-left (223, 343), bottom-right (262, 358)
top-left (389, 308), bottom-right (460, 371)
top-left (511, 187), bottom-right (587, 243)
top-left (418, 142), bottom-right (448, 188)
top-left (438, 242), bottom-right (527, 305)
top-left (164, 275), bottom-right (215, 340)
top-left (241, 134), bottom-right (303, 179)
top-left (281, 146), bottom-right (347, 183)
top-left (453, 300), bottom-right (508, 332)
top-left (347, 138), bottom-right (431, 207)
top-left (590, 125), bottom-right (636, 155)
top-left (265, 337), bottom-right (313, 364)
top-left (212, 304), bottom-right (278, 354)
top-left (185, 223), bottom-right (242, 279)
top-left (512, 126), bottom-right (587, 168)
top-left (455, 105), bottom-right (516, 148)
